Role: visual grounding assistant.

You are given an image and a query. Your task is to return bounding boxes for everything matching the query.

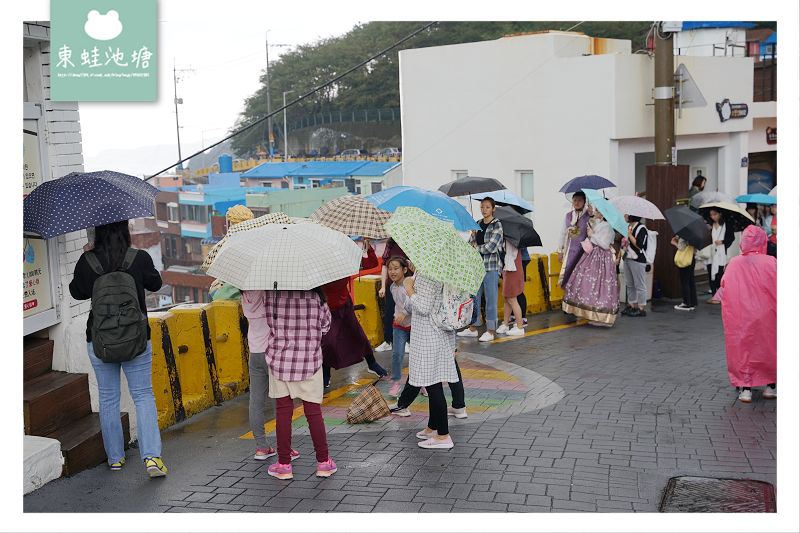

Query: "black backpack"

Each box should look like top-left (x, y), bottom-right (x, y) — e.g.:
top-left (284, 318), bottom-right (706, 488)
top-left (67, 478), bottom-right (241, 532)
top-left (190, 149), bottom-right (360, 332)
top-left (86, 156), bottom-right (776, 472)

top-left (85, 249), bottom-right (148, 363)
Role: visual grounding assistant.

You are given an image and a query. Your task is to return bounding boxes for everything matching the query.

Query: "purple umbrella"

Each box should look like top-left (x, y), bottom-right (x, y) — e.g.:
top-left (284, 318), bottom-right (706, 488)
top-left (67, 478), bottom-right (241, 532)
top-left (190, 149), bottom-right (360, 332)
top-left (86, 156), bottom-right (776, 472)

top-left (24, 170), bottom-right (158, 239)
top-left (559, 175), bottom-right (616, 194)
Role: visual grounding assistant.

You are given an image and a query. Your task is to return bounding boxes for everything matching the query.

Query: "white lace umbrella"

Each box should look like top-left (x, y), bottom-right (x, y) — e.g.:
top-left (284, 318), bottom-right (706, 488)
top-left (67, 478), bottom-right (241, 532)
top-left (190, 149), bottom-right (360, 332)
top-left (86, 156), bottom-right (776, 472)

top-left (610, 196), bottom-right (665, 220)
top-left (206, 223), bottom-right (362, 290)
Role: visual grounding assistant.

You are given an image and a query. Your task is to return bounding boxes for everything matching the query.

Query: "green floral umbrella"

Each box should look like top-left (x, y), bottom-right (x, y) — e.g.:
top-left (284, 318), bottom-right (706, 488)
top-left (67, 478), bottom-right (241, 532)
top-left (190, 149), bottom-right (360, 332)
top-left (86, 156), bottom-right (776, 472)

top-left (385, 206), bottom-right (485, 294)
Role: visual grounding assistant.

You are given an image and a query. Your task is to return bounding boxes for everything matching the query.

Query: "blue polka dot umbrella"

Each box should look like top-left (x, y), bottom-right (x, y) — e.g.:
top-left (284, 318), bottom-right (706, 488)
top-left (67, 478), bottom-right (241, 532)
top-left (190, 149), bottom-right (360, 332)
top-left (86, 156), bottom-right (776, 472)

top-left (23, 170), bottom-right (158, 239)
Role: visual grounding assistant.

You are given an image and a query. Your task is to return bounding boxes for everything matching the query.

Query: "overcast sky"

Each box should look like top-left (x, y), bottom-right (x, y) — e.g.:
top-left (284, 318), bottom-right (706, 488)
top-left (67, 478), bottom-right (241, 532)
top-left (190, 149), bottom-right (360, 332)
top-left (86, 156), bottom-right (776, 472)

top-left (79, 1), bottom-right (360, 177)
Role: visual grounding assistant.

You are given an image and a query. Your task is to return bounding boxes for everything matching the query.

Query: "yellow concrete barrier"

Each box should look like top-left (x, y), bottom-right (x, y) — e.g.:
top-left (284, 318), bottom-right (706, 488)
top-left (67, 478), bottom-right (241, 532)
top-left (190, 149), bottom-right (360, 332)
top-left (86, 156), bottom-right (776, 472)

top-left (352, 275), bottom-right (383, 347)
top-left (148, 312), bottom-right (183, 429)
top-left (549, 252), bottom-right (564, 305)
top-left (163, 304), bottom-right (220, 417)
top-left (204, 301), bottom-right (250, 401)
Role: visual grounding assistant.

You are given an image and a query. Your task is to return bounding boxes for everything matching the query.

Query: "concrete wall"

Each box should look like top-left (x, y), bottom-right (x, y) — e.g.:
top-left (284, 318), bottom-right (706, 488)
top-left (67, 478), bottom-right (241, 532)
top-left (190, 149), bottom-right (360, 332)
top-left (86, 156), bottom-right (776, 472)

top-left (399, 32), bottom-right (763, 251)
top-left (24, 23), bottom-right (145, 438)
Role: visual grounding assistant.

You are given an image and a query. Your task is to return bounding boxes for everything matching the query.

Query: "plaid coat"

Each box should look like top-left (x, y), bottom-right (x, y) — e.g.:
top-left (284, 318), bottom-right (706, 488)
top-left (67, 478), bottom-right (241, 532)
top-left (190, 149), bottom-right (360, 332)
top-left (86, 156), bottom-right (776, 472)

top-left (262, 290), bottom-right (331, 382)
top-left (469, 218), bottom-right (505, 272)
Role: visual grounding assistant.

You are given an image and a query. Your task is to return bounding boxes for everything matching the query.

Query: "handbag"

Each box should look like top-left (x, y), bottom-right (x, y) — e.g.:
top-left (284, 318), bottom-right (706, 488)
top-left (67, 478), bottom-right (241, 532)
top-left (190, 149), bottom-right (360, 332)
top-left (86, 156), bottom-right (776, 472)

top-left (673, 245), bottom-right (695, 268)
top-left (696, 244), bottom-right (714, 263)
top-left (346, 379), bottom-right (391, 424)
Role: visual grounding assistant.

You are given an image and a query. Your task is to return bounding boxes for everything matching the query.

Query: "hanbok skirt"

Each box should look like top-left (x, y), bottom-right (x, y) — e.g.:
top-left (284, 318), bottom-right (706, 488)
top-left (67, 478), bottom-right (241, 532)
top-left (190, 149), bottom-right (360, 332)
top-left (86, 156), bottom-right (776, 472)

top-left (321, 299), bottom-right (373, 369)
top-left (561, 245), bottom-right (619, 326)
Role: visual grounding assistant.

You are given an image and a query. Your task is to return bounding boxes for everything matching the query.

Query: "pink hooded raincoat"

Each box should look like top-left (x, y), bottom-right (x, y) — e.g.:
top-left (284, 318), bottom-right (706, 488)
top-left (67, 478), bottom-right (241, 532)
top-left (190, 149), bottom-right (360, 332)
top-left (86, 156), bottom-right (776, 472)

top-left (717, 225), bottom-right (777, 387)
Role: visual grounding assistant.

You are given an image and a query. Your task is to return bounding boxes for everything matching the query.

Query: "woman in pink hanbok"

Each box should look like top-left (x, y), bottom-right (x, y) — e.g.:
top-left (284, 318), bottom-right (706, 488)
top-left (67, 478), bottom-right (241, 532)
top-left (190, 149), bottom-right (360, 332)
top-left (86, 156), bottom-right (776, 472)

top-left (562, 210), bottom-right (620, 327)
top-left (716, 225), bottom-right (777, 403)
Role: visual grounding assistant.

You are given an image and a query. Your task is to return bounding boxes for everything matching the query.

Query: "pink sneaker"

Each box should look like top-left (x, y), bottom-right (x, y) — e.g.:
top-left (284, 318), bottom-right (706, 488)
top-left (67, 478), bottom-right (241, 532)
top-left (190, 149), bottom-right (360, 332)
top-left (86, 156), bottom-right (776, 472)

top-left (316, 458), bottom-right (338, 478)
top-left (267, 462), bottom-right (293, 480)
top-left (389, 381), bottom-right (402, 397)
top-left (255, 448), bottom-right (300, 461)
top-left (254, 447), bottom-right (276, 461)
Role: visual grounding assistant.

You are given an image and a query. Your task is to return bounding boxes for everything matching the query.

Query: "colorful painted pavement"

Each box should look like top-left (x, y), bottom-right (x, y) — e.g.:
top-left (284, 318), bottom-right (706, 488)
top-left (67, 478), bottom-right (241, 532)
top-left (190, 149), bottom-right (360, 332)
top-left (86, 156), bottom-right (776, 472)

top-left (240, 351), bottom-right (565, 439)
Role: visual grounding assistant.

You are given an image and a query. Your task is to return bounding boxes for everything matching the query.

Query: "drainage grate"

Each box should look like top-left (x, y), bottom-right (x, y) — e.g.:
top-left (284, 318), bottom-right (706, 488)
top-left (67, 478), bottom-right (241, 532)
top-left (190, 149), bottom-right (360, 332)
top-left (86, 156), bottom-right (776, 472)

top-left (659, 476), bottom-right (776, 513)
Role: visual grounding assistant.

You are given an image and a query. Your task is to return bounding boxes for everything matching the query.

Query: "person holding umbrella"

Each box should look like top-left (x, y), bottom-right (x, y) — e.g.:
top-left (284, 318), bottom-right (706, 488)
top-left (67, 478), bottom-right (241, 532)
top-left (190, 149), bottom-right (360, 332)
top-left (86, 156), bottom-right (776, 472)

top-left (664, 205), bottom-right (712, 312)
top-left (556, 191), bottom-right (591, 289)
top-left (706, 208), bottom-right (735, 304)
top-left (621, 215), bottom-right (650, 317)
top-left (670, 235), bottom-right (697, 311)
top-left (69, 221), bottom-right (168, 477)
top-left (460, 198), bottom-right (505, 342)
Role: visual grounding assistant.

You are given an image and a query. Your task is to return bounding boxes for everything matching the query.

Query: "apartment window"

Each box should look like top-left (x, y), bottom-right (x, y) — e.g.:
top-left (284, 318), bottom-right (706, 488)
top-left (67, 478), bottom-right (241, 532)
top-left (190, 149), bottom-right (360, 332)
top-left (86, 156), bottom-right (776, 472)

top-left (167, 202), bottom-right (179, 222)
top-left (180, 204), bottom-right (209, 223)
top-left (156, 203), bottom-right (168, 221)
top-left (371, 182), bottom-right (383, 194)
top-left (519, 170), bottom-right (534, 212)
top-left (452, 170), bottom-right (468, 180)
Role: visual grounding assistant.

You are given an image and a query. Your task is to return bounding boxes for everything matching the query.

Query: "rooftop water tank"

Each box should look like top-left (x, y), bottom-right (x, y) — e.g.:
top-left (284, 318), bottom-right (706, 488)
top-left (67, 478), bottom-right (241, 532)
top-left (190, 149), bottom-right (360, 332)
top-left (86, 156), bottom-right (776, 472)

top-left (218, 154), bottom-right (233, 173)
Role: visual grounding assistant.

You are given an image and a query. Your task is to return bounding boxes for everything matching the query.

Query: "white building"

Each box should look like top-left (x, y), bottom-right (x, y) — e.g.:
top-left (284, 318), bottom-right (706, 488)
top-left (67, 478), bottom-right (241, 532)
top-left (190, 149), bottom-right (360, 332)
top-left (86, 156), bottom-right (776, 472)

top-left (398, 30), bottom-right (777, 252)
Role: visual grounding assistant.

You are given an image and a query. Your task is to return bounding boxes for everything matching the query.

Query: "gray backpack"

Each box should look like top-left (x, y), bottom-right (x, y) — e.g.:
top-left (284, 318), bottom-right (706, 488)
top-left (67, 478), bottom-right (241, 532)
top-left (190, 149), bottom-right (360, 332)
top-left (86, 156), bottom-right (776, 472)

top-left (86, 249), bottom-right (148, 363)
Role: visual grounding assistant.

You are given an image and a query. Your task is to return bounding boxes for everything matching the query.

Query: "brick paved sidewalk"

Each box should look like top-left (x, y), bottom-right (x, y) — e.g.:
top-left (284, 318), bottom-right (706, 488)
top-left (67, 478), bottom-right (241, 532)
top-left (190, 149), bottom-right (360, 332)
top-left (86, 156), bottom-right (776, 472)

top-left (24, 300), bottom-right (776, 513)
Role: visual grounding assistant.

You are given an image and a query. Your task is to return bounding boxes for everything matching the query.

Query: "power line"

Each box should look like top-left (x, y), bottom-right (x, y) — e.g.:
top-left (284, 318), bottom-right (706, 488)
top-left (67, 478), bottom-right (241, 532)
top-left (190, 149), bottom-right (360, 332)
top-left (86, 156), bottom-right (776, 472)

top-left (146, 21), bottom-right (438, 181)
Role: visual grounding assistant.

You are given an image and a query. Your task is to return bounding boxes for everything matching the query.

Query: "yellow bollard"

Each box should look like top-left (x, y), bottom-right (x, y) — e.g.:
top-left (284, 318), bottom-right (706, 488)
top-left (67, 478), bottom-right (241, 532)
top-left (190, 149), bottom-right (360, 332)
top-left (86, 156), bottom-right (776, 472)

top-left (549, 252), bottom-right (564, 306)
top-left (148, 312), bottom-right (184, 429)
top-left (204, 301), bottom-right (250, 401)
top-left (352, 275), bottom-right (383, 347)
top-left (163, 304), bottom-right (220, 417)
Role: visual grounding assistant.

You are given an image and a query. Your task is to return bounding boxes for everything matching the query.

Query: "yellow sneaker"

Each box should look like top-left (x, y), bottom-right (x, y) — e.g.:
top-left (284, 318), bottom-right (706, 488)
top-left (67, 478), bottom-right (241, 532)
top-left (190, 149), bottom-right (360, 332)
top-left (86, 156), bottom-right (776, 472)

top-left (144, 457), bottom-right (168, 478)
top-left (109, 458), bottom-right (125, 471)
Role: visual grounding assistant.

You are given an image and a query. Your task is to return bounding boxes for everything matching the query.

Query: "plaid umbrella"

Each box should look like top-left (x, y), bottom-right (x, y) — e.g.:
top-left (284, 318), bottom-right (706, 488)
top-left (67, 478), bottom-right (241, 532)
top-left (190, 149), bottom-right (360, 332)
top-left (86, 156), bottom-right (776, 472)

top-left (310, 195), bottom-right (391, 239)
top-left (24, 170), bottom-right (158, 239)
top-left (201, 212), bottom-right (292, 271)
top-left (207, 223), bottom-right (362, 290)
top-left (610, 195), bottom-right (665, 220)
top-left (385, 206), bottom-right (485, 294)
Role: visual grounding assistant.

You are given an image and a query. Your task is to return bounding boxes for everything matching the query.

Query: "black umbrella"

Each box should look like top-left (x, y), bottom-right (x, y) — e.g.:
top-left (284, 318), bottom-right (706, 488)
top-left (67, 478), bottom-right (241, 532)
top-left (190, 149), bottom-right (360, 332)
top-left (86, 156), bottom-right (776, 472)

top-left (664, 205), bottom-right (712, 249)
top-left (494, 205), bottom-right (542, 248)
top-left (438, 176), bottom-right (506, 197)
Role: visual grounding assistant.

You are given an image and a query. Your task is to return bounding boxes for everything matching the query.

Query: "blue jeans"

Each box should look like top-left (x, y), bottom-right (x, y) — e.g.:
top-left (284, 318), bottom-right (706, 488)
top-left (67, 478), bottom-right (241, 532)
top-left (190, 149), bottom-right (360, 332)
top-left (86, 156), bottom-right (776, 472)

top-left (471, 270), bottom-right (500, 331)
top-left (391, 327), bottom-right (410, 381)
top-left (87, 341), bottom-right (162, 464)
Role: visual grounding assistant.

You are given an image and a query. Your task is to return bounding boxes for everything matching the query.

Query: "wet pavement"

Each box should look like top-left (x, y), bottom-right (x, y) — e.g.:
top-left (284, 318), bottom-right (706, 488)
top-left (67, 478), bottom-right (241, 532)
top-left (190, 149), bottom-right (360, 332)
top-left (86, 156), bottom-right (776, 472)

top-left (24, 296), bottom-right (777, 513)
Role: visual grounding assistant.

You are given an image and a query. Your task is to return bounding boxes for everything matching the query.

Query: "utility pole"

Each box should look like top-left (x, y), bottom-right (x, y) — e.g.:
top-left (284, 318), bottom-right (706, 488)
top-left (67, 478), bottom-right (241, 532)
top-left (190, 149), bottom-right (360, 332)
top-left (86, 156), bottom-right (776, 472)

top-left (645, 22), bottom-right (688, 300)
top-left (654, 25), bottom-right (675, 165)
top-left (283, 90), bottom-right (295, 160)
top-left (172, 60), bottom-right (194, 171)
top-left (264, 31), bottom-right (291, 158)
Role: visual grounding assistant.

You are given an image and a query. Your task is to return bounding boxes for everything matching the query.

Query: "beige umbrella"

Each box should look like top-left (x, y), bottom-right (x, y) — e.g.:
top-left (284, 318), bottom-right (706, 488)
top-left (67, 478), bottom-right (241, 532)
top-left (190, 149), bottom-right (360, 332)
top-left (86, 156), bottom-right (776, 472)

top-left (201, 212), bottom-right (291, 271)
top-left (698, 202), bottom-right (755, 233)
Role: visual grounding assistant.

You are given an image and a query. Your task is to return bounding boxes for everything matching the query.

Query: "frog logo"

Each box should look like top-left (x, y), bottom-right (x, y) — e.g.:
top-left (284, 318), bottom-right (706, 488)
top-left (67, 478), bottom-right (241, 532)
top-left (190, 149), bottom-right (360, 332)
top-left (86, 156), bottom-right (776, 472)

top-left (84, 10), bottom-right (123, 41)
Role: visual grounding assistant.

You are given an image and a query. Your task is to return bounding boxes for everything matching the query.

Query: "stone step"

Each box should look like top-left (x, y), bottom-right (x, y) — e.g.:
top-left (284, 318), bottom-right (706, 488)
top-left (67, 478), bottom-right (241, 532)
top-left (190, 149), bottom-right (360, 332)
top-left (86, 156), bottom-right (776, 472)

top-left (23, 435), bottom-right (64, 494)
top-left (47, 412), bottom-right (130, 476)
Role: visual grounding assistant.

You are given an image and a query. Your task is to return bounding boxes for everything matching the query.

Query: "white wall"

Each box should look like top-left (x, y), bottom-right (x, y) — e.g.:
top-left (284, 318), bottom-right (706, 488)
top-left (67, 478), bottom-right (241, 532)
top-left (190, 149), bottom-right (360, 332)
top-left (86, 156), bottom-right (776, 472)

top-left (24, 23), bottom-right (141, 439)
top-left (748, 117), bottom-right (778, 154)
top-left (399, 33), bottom-right (623, 252)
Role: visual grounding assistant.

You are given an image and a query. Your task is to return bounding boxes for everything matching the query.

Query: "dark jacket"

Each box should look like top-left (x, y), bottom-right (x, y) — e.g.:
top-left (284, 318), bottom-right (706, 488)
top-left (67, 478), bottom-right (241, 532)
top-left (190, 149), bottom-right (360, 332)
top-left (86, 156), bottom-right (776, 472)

top-left (69, 248), bottom-right (162, 342)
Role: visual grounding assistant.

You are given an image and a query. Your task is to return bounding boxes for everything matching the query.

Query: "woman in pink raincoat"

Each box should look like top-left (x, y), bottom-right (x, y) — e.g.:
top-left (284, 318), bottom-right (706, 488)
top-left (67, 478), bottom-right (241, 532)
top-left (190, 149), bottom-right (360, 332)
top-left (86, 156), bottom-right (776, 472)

top-left (717, 225), bottom-right (777, 403)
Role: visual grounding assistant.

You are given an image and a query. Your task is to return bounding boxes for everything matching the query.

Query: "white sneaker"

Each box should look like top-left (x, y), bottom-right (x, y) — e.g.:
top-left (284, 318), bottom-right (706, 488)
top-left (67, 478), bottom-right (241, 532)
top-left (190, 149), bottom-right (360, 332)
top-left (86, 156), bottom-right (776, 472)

top-left (457, 329), bottom-right (479, 338)
top-left (762, 385), bottom-right (777, 399)
top-left (390, 405), bottom-right (411, 417)
top-left (418, 436), bottom-right (454, 449)
top-left (495, 324), bottom-right (509, 334)
top-left (416, 429), bottom-right (435, 439)
top-left (738, 388), bottom-right (752, 403)
top-left (405, 343), bottom-right (410, 354)
top-left (374, 341), bottom-right (392, 352)
top-left (478, 332), bottom-right (494, 342)
top-left (507, 326), bottom-right (525, 336)
top-left (448, 407), bottom-right (468, 419)
top-left (674, 303), bottom-right (695, 311)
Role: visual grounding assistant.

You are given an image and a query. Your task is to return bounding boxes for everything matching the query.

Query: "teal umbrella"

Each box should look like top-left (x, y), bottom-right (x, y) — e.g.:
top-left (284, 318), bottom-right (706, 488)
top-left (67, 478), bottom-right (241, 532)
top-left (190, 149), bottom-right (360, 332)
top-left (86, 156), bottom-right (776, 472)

top-left (735, 193), bottom-right (777, 205)
top-left (582, 189), bottom-right (627, 236)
